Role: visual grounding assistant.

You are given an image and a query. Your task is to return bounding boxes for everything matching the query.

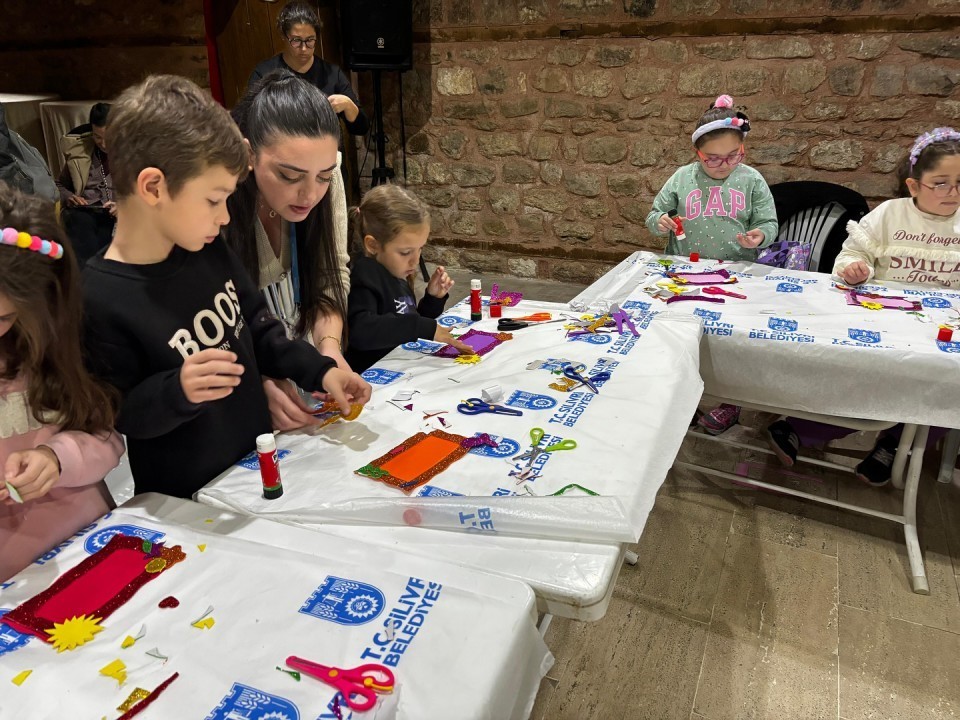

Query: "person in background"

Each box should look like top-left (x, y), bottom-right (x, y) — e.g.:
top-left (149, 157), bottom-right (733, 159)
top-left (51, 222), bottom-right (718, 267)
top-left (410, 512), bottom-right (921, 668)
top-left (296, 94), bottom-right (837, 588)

top-left (55, 103), bottom-right (115, 265)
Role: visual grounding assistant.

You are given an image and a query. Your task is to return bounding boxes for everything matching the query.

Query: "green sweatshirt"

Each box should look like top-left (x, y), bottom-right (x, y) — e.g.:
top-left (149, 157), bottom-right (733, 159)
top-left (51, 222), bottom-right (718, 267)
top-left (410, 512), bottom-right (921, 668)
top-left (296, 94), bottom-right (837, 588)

top-left (645, 162), bottom-right (779, 262)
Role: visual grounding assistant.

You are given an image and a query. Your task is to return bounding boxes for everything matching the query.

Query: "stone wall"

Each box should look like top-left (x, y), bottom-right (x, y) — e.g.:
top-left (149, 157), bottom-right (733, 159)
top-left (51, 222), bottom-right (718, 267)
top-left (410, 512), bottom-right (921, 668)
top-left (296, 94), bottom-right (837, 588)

top-left (367, 0), bottom-right (960, 282)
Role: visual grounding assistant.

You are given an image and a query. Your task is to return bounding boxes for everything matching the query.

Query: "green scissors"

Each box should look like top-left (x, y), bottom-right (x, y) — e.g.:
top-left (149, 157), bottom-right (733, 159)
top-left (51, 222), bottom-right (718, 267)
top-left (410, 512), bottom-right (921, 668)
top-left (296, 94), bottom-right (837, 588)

top-left (512, 427), bottom-right (577, 467)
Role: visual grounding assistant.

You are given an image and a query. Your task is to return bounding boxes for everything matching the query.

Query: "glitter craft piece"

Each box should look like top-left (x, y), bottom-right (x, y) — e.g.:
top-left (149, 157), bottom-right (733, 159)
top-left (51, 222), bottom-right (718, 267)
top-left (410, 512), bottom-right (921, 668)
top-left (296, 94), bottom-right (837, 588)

top-left (843, 289), bottom-right (922, 311)
top-left (666, 269), bottom-right (737, 285)
top-left (1, 535), bottom-right (186, 644)
top-left (489, 283), bottom-right (523, 308)
top-left (311, 401), bottom-right (364, 427)
top-left (355, 430), bottom-right (471, 493)
top-left (433, 329), bottom-right (513, 358)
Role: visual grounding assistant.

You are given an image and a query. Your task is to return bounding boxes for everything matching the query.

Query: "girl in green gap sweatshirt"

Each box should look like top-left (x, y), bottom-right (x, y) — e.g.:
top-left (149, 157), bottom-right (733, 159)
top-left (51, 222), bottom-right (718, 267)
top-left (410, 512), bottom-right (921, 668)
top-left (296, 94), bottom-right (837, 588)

top-left (645, 94), bottom-right (780, 435)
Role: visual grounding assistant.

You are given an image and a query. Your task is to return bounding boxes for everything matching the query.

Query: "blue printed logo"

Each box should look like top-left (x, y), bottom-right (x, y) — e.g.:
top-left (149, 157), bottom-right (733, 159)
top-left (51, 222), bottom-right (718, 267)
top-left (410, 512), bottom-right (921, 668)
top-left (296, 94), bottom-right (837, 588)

top-left (235, 449), bottom-right (291, 471)
top-left (401, 340), bottom-right (445, 354)
top-left (848, 329), bottom-right (880, 344)
top-left (776, 282), bottom-right (803, 293)
top-left (622, 300), bottom-right (652, 312)
top-left (205, 683), bottom-right (300, 720)
top-left (436, 314), bottom-right (474, 328)
top-left (467, 434), bottom-right (521, 459)
top-left (922, 296), bottom-right (952, 308)
top-left (360, 368), bottom-right (406, 385)
top-left (84, 524), bottom-right (166, 555)
top-left (568, 333), bottom-right (613, 345)
top-left (693, 308), bottom-right (721, 322)
top-left (299, 576), bottom-right (385, 626)
top-left (539, 358), bottom-right (584, 373)
top-left (0, 610), bottom-right (32, 657)
top-left (418, 486), bottom-right (464, 497)
top-left (767, 317), bottom-right (798, 333)
top-left (937, 340), bottom-right (960, 353)
top-left (504, 391), bottom-right (558, 410)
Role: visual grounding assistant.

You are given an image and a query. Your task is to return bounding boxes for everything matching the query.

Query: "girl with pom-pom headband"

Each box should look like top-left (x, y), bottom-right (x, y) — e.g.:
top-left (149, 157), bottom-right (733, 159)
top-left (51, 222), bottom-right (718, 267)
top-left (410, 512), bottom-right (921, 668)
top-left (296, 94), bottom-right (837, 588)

top-left (691, 94), bottom-right (751, 145)
top-left (910, 127), bottom-right (960, 168)
top-left (0, 227), bottom-right (64, 259)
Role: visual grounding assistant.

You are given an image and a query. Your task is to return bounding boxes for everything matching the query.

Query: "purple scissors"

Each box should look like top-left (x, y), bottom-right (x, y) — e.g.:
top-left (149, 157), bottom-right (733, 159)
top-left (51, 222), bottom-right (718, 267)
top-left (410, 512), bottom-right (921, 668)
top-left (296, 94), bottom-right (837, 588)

top-left (610, 304), bottom-right (639, 335)
top-left (286, 656), bottom-right (395, 712)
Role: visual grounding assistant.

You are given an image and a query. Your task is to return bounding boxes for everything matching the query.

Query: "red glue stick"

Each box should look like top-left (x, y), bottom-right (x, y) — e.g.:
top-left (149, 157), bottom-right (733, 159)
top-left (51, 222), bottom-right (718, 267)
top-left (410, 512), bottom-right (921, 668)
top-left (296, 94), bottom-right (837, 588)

top-left (470, 279), bottom-right (482, 321)
top-left (668, 210), bottom-right (686, 242)
top-left (256, 433), bottom-right (284, 500)
top-left (937, 326), bottom-right (953, 343)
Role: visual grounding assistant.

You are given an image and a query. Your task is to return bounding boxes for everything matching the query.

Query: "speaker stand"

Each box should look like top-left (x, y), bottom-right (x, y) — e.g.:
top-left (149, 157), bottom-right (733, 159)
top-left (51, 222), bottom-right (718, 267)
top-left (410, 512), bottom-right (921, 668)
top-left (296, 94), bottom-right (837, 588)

top-left (370, 70), bottom-right (394, 187)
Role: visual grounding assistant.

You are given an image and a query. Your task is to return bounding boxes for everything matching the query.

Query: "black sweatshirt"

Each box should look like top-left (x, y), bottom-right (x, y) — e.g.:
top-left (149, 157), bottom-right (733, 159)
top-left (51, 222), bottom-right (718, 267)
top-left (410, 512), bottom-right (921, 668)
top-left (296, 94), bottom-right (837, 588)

top-left (248, 55), bottom-right (370, 138)
top-left (345, 255), bottom-right (448, 371)
top-left (82, 239), bottom-right (334, 498)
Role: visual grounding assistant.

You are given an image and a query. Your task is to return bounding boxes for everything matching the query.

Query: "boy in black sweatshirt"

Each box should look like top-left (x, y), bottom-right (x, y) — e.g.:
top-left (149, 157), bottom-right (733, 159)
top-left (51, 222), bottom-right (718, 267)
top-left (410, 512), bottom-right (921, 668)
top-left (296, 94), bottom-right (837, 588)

top-left (81, 75), bottom-right (371, 498)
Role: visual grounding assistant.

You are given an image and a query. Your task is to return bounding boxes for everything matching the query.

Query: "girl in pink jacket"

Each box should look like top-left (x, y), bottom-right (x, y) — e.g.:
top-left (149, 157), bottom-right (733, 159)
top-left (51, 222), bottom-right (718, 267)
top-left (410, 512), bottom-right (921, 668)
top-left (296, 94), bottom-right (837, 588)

top-left (0, 182), bottom-right (123, 582)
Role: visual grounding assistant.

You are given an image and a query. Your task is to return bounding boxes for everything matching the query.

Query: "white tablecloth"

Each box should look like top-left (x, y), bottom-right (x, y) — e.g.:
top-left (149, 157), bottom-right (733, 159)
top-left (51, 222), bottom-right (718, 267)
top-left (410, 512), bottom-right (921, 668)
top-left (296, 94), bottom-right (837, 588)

top-left (0, 93), bottom-right (59, 162)
top-left (572, 252), bottom-right (960, 428)
top-left (39, 100), bottom-right (103, 176)
top-left (0, 495), bottom-right (551, 720)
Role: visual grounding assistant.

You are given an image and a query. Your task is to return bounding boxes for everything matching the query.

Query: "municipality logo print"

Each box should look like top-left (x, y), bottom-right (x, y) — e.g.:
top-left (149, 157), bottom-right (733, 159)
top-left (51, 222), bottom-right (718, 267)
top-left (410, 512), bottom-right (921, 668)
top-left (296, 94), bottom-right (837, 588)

top-left (0, 610), bottom-right (32, 657)
top-left (922, 296), bottom-right (952, 308)
top-left (767, 317), bottom-right (798, 332)
top-left (299, 576), bottom-right (385, 626)
top-left (360, 368), bottom-right (405, 385)
top-left (693, 308), bottom-right (721, 322)
top-left (84, 524), bottom-right (166, 555)
top-left (236, 449), bottom-right (291, 471)
top-left (402, 339), bottom-right (445, 354)
top-left (776, 283), bottom-right (803, 293)
top-left (568, 333), bottom-right (612, 345)
top-left (848, 329), bottom-right (880, 344)
top-left (206, 683), bottom-right (300, 720)
top-left (505, 391), bottom-right (558, 410)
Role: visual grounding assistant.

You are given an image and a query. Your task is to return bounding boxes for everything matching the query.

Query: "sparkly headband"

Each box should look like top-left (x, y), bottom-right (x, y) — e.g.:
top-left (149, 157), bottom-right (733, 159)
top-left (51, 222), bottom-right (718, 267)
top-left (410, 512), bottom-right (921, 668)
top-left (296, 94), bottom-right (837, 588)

top-left (910, 127), bottom-right (960, 168)
top-left (0, 227), bottom-right (64, 259)
top-left (692, 116), bottom-right (750, 144)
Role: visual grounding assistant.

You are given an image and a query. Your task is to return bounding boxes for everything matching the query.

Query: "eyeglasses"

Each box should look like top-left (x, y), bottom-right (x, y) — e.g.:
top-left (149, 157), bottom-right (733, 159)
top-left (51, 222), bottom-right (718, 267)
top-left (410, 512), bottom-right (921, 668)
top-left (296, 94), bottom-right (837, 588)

top-left (697, 145), bottom-right (745, 169)
top-left (919, 181), bottom-right (960, 198)
top-left (287, 36), bottom-right (317, 49)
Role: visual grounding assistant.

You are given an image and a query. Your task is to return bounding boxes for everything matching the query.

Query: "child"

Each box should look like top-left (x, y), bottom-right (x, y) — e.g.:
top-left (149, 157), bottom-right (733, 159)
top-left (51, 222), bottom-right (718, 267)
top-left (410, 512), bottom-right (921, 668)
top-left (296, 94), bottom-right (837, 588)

top-left (346, 184), bottom-right (474, 371)
top-left (646, 94), bottom-right (779, 435)
top-left (0, 182), bottom-right (124, 582)
top-left (81, 75), bottom-right (371, 499)
top-left (767, 127), bottom-right (960, 486)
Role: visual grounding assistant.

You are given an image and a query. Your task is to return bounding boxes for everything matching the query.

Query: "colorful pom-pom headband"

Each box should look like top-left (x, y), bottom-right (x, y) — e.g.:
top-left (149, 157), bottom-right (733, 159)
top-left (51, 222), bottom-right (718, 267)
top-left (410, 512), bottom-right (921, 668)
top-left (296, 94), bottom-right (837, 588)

top-left (1, 227), bottom-right (64, 259)
top-left (910, 127), bottom-right (960, 168)
top-left (692, 116), bottom-right (750, 145)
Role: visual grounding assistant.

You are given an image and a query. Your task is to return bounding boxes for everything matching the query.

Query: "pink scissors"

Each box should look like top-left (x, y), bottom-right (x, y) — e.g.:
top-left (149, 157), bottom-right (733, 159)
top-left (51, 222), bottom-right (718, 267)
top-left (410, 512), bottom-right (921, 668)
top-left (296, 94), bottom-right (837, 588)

top-left (702, 286), bottom-right (747, 300)
top-left (286, 656), bottom-right (395, 711)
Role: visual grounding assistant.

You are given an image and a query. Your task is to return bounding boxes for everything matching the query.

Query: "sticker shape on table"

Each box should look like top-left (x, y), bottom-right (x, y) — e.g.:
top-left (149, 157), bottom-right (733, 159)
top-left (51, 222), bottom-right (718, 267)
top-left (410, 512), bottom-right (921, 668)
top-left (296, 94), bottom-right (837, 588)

top-left (99, 658), bottom-right (127, 685)
top-left (11, 669), bottom-right (31, 686)
top-left (191, 605), bottom-right (215, 630)
top-left (489, 283), bottom-right (523, 308)
top-left (120, 623), bottom-right (146, 649)
top-left (1, 535), bottom-right (186, 646)
top-left (432, 329), bottom-right (513, 358)
top-left (45, 615), bottom-right (103, 653)
top-left (355, 430), bottom-right (471, 493)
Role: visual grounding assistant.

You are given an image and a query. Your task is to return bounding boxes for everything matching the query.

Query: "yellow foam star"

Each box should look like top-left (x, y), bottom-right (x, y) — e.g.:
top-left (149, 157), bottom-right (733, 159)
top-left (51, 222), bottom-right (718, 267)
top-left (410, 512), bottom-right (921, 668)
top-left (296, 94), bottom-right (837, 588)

top-left (11, 670), bottom-right (32, 686)
top-left (860, 301), bottom-right (883, 311)
top-left (454, 354), bottom-right (481, 365)
top-left (99, 659), bottom-right (127, 685)
top-left (46, 615), bottom-right (103, 653)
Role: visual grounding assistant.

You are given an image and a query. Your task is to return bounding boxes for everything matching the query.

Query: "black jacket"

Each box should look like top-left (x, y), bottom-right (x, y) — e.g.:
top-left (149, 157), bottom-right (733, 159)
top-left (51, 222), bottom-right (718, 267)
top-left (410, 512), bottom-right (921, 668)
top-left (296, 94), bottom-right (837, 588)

top-left (346, 255), bottom-right (447, 371)
top-left (82, 238), bottom-right (335, 498)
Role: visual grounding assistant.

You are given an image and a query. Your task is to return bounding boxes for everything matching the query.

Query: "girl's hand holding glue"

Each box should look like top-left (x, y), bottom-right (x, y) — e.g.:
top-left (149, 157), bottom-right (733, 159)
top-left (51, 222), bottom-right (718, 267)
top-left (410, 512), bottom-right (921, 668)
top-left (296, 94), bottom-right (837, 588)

top-left (180, 349), bottom-right (244, 404)
top-left (837, 261), bottom-right (871, 286)
top-left (3, 447), bottom-right (61, 504)
top-left (434, 327), bottom-right (476, 356)
top-left (657, 213), bottom-right (683, 235)
top-left (735, 229), bottom-right (765, 248)
top-left (321, 369), bottom-right (372, 415)
top-left (426, 265), bottom-right (455, 298)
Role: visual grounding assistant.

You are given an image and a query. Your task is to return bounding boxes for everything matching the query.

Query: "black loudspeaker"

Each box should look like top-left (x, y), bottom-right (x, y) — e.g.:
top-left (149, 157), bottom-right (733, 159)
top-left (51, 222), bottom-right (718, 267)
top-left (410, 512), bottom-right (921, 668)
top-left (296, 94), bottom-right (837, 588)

top-left (341, 0), bottom-right (413, 71)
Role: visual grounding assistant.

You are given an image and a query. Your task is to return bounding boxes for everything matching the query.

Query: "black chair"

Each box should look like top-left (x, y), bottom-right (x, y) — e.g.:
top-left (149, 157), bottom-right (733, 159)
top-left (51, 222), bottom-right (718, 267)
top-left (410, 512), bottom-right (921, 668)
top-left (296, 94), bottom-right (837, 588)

top-left (769, 181), bottom-right (870, 273)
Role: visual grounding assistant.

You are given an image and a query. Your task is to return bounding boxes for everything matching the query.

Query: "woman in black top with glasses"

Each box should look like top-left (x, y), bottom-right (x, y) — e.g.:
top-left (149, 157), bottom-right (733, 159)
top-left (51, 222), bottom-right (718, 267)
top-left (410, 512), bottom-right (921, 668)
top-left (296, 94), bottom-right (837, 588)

top-left (248, 1), bottom-right (369, 139)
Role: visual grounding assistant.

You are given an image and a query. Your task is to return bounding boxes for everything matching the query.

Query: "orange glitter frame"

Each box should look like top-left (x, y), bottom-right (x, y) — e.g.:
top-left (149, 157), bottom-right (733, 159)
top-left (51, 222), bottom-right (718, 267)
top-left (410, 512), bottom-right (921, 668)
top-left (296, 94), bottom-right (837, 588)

top-left (355, 430), bottom-right (470, 493)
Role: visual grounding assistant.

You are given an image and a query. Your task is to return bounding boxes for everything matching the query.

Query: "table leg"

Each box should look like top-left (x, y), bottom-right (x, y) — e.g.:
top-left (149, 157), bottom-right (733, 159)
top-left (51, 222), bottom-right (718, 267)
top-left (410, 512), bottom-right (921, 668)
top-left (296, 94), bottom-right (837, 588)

top-left (538, 613), bottom-right (554, 637)
top-left (903, 424), bottom-right (930, 595)
top-left (937, 429), bottom-right (960, 485)
top-left (891, 423), bottom-right (917, 490)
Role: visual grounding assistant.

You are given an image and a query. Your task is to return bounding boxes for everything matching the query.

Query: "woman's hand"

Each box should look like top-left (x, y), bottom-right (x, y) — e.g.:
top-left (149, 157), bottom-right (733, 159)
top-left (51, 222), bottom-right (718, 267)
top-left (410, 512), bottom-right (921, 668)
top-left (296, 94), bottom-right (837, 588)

top-left (2, 447), bottom-right (61, 503)
top-left (320, 370), bottom-right (372, 415)
top-left (838, 261), bottom-right (871, 286)
top-left (67, 195), bottom-right (88, 207)
top-left (263, 377), bottom-right (319, 431)
top-left (328, 94), bottom-right (359, 122)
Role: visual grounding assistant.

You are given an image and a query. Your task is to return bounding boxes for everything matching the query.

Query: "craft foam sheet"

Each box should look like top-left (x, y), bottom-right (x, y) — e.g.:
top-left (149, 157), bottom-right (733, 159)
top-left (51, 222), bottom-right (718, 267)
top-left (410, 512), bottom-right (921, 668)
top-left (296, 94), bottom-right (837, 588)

top-left (570, 251), bottom-right (960, 429)
top-left (0, 508), bottom-right (551, 720)
top-left (198, 298), bottom-right (704, 545)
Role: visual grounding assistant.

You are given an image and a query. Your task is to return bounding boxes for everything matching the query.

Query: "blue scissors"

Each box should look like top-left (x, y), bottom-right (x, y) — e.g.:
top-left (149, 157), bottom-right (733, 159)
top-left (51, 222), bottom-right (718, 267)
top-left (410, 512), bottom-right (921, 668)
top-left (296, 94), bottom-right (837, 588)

top-left (512, 427), bottom-right (578, 467)
top-left (456, 398), bottom-right (524, 416)
top-left (562, 365), bottom-right (612, 394)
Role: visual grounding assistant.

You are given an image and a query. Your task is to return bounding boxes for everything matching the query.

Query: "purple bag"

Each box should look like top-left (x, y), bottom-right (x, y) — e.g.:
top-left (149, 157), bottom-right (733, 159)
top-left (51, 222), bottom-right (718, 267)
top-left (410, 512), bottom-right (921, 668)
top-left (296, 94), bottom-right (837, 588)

top-left (756, 240), bottom-right (811, 271)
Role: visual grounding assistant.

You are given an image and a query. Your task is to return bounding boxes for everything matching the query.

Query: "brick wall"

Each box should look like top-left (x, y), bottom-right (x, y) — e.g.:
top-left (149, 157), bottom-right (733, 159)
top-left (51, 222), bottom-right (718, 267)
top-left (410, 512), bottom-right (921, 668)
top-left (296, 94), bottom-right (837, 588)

top-left (367, 0), bottom-right (960, 282)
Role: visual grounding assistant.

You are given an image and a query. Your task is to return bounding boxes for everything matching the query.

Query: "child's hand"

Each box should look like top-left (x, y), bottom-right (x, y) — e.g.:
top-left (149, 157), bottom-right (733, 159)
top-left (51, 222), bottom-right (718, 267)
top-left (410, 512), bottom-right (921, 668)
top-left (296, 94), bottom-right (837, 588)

top-left (321, 369), bottom-right (372, 415)
top-left (180, 349), bottom-right (244, 404)
top-left (657, 213), bottom-right (681, 234)
top-left (435, 327), bottom-right (476, 356)
top-left (736, 230), bottom-right (765, 248)
top-left (838, 261), bottom-right (871, 285)
top-left (3, 447), bottom-right (61, 503)
top-left (263, 378), bottom-right (320, 431)
top-left (426, 265), bottom-right (454, 298)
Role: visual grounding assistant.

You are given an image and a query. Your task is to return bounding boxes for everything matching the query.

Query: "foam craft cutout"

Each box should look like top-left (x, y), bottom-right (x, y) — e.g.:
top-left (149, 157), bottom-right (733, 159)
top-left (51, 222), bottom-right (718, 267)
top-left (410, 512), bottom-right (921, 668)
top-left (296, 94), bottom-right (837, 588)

top-left (100, 659), bottom-right (127, 685)
top-left (489, 283), bottom-right (523, 308)
top-left (355, 430), bottom-right (471, 493)
top-left (844, 289), bottom-right (922, 311)
top-left (433, 329), bottom-right (513, 358)
top-left (45, 615), bottom-right (103, 652)
top-left (11, 670), bottom-right (32, 686)
top-left (311, 401), bottom-right (364, 427)
top-left (667, 269), bottom-right (737, 285)
top-left (1, 535), bottom-right (186, 644)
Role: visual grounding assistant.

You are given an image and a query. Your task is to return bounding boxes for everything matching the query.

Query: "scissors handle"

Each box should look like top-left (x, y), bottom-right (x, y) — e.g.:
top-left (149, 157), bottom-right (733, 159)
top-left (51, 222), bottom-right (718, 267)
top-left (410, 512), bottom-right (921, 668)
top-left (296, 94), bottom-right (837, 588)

top-left (286, 657), bottom-right (393, 712)
top-left (544, 438), bottom-right (578, 452)
top-left (498, 319), bottom-right (529, 331)
top-left (529, 427), bottom-right (546, 446)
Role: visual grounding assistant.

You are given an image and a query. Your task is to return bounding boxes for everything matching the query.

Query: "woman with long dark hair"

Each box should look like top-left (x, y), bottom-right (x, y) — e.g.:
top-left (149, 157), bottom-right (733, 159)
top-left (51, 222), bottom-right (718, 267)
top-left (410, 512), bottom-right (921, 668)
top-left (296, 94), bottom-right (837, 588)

top-left (225, 70), bottom-right (351, 430)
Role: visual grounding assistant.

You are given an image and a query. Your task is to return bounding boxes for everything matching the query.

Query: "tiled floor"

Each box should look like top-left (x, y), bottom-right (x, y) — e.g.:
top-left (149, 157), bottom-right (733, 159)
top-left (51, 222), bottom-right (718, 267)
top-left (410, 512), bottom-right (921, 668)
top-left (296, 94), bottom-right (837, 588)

top-left (435, 267), bottom-right (960, 720)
